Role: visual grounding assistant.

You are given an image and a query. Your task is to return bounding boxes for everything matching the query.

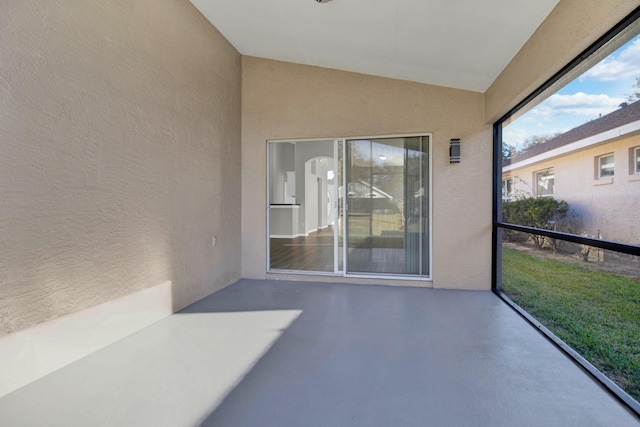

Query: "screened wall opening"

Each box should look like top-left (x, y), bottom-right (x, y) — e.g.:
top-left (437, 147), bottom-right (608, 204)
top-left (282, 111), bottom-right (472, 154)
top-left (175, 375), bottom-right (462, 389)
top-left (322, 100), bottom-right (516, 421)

top-left (268, 135), bottom-right (431, 279)
top-left (494, 8), bottom-right (640, 414)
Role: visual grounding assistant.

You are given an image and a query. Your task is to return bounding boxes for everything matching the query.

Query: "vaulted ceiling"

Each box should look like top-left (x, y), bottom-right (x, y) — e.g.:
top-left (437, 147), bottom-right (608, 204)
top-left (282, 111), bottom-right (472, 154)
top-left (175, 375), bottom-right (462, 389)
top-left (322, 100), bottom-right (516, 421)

top-left (190, 0), bottom-right (560, 92)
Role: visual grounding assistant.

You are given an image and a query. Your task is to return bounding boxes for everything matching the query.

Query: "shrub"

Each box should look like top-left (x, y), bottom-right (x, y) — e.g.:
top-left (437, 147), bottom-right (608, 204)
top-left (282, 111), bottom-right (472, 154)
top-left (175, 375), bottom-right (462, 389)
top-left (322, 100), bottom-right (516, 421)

top-left (503, 197), bottom-right (569, 250)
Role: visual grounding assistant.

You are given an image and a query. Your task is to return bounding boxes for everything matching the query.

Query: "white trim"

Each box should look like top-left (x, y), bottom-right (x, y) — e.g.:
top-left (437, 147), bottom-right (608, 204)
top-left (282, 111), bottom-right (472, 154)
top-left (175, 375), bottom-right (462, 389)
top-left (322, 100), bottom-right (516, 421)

top-left (345, 273), bottom-right (433, 282)
top-left (597, 153), bottom-right (615, 178)
top-left (266, 143), bottom-right (271, 270)
top-left (502, 177), bottom-right (514, 201)
top-left (269, 205), bottom-right (300, 209)
top-left (267, 133), bottom-right (433, 281)
top-left (428, 133), bottom-right (433, 279)
top-left (343, 133), bottom-right (433, 280)
top-left (268, 269), bottom-right (339, 277)
top-left (503, 120), bottom-right (640, 172)
top-left (266, 269), bottom-right (433, 282)
top-left (334, 139), bottom-right (341, 275)
top-left (594, 177), bottom-right (614, 186)
top-left (342, 138), bottom-right (347, 275)
top-left (269, 234), bottom-right (306, 239)
top-left (267, 132), bottom-right (430, 144)
top-left (534, 167), bottom-right (555, 197)
top-left (0, 281), bottom-right (173, 398)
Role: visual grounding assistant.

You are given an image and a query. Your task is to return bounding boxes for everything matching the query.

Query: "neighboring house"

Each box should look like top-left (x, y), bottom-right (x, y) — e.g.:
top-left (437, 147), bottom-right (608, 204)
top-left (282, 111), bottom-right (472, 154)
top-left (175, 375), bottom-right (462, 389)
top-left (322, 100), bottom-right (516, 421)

top-left (502, 100), bottom-right (640, 244)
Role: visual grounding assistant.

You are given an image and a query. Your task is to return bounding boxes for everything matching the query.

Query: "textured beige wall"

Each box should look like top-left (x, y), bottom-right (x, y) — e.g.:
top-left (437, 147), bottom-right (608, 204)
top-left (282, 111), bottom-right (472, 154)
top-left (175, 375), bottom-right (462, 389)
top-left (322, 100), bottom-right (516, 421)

top-left (242, 57), bottom-right (492, 290)
top-left (485, 0), bottom-right (640, 123)
top-left (0, 0), bottom-right (241, 336)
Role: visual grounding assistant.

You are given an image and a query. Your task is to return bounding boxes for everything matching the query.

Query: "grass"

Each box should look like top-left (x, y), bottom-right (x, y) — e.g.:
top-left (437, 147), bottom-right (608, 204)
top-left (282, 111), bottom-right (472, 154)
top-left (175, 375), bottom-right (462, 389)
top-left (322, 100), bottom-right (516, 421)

top-left (501, 247), bottom-right (640, 401)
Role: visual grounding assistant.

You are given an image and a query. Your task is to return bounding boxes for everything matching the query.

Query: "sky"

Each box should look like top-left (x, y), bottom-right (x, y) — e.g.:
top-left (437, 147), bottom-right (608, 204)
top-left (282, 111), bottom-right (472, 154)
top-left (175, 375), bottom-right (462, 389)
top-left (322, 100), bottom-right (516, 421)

top-left (503, 34), bottom-right (640, 148)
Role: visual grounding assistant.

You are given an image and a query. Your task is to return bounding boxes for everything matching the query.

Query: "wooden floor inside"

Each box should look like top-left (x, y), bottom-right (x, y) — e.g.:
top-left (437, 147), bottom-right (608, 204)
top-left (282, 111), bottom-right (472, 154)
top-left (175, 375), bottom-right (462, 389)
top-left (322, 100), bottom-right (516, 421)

top-left (270, 226), bottom-right (407, 273)
top-left (270, 227), bottom-right (336, 272)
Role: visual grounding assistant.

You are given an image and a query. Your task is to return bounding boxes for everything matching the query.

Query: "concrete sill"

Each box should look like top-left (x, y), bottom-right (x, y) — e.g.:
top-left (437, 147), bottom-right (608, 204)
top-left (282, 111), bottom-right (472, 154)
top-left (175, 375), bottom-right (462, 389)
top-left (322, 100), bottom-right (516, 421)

top-left (593, 177), bottom-right (613, 186)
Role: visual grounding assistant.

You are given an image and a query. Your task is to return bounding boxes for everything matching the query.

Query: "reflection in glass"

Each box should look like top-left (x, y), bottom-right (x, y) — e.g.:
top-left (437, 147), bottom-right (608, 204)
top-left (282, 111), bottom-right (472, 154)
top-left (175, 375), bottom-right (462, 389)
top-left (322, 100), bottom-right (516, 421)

top-left (345, 137), bottom-right (429, 276)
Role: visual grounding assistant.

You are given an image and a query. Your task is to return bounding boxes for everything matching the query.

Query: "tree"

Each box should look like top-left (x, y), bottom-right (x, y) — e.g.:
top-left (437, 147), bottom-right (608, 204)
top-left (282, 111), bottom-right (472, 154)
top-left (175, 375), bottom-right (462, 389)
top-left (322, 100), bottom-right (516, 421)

top-left (502, 133), bottom-right (561, 161)
top-left (502, 197), bottom-right (569, 251)
top-left (520, 132), bottom-right (562, 153)
top-left (627, 77), bottom-right (640, 103)
top-left (502, 142), bottom-right (517, 160)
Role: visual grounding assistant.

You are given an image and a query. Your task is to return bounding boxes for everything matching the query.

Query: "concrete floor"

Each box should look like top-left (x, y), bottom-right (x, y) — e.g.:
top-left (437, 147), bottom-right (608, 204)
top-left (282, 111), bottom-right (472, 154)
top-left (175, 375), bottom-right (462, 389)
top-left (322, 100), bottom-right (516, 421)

top-left (0, 279), bottom-right (638, 427)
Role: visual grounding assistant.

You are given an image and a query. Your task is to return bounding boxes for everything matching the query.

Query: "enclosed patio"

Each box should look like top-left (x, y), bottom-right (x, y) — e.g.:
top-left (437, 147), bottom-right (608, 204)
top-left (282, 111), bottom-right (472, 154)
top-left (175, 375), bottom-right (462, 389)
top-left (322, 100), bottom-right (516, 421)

top-left (2, 0), bottom-right (640, 425)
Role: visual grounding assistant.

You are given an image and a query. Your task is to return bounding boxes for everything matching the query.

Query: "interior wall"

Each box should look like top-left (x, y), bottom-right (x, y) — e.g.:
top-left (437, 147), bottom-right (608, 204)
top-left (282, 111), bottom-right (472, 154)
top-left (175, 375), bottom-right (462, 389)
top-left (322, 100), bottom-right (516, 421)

top-left (242, 57), bottom-right (491, 290)
top-left (293, 142), bottom-right (334, 234)
top-left (0, 0), bottom-right (242, 337)
top-left (485, 0), bottom-right (639, 123)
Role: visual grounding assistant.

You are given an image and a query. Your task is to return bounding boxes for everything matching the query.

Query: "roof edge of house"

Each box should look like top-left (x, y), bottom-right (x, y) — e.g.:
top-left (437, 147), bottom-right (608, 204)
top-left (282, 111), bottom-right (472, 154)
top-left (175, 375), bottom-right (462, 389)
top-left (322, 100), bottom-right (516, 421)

top-left (503, 119), bottom-right (640, 173)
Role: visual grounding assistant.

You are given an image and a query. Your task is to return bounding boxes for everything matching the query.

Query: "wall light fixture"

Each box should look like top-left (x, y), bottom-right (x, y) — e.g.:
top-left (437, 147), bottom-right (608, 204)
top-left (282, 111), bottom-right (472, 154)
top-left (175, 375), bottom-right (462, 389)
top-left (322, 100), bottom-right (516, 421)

top-left (450, 138), bottom-right (461, 163)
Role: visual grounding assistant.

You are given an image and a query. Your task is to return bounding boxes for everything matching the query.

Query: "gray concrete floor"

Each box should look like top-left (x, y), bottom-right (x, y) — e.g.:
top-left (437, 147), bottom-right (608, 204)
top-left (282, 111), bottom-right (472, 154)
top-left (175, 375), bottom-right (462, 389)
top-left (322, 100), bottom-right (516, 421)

top-left (0, 279), bottom-right (638, 427)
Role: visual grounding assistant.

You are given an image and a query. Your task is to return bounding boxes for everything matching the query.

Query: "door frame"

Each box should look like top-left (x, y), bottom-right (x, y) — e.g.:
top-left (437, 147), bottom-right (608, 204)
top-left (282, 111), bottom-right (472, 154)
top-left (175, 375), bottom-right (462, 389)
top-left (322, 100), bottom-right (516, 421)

top-left (266, 133), bottom-right (432, 281)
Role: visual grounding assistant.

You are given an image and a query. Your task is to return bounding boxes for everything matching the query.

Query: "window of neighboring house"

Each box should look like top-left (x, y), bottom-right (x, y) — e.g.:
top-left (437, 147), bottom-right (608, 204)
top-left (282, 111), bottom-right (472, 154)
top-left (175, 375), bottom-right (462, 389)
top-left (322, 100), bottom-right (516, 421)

top-left (535, 168), bottom-right (554, 196)
top-left (502, 178), bottom-right (513, 201)
top-left (635, 147), bottom-right (640, 174)
top-left (598, 153), bottom-right (615, 178)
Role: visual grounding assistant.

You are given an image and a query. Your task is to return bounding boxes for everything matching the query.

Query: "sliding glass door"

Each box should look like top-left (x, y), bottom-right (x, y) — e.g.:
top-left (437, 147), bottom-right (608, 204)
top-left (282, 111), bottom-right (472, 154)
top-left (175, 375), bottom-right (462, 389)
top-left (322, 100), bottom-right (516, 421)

top-left (267, 135), bottom-right (430, 278)
top-left (344, 136), bottom-right (430, 276)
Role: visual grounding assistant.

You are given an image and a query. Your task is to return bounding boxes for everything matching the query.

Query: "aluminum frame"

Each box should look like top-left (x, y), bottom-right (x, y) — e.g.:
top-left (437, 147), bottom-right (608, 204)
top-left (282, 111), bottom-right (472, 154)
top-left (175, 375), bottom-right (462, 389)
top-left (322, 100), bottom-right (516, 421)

top-left (266, 133), bottom-right (433, 281)
top-left (492, 5), bottom-right (640, 416)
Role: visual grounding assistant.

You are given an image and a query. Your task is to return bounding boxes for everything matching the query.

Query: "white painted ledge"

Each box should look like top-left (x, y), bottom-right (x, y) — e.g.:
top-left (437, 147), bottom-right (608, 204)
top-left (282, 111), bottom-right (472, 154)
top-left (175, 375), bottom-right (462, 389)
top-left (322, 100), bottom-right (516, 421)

top-left (593, 177), bottom-right (614, 186)
top-left (0, 281), bottom-right (174, 398)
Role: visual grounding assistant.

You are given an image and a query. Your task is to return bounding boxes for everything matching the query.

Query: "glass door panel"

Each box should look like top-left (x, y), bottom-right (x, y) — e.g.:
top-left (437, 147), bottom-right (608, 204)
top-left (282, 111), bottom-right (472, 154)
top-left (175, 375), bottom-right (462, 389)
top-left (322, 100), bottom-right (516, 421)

top-left (268, 140), bottom-right (336, 272)
top-left (345, 136), bottom-right (429, 276)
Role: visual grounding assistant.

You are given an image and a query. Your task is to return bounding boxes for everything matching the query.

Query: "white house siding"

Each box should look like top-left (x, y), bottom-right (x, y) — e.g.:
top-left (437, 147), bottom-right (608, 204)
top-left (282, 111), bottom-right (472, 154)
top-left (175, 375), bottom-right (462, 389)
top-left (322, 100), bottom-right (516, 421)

top-left (503, 133), bottom-right (640, 245)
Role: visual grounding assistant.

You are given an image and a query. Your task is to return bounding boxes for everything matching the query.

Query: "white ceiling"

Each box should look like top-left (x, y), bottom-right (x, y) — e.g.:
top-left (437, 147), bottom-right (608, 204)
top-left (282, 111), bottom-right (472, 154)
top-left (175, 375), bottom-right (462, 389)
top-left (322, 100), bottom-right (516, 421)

top-left (190, 0), bottom-right (560, 92)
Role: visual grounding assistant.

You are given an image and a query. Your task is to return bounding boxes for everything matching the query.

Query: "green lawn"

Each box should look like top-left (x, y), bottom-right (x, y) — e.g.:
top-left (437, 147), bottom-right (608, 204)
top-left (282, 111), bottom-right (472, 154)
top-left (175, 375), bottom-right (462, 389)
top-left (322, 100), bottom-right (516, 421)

top-left (501, 247), bottom-right (640, 401)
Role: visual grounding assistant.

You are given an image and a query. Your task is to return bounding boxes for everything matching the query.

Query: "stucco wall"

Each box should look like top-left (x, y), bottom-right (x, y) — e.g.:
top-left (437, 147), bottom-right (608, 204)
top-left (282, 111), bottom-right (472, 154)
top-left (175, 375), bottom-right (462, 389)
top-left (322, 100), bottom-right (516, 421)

top-left (503, 135), bottom-right (640, 244)
top-left (0, 0), bottom-right (242, 336)
top-left (242, 57), bottom-right (491, 290)
top-left (485, 0), bottom-right (639, 123)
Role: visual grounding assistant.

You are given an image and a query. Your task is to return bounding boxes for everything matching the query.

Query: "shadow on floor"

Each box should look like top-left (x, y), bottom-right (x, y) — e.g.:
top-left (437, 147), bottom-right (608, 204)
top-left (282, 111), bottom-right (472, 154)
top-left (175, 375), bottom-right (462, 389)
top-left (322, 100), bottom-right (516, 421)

top-left (0, 279), bottom-right (637, 427)
top-left (191, 280), bottom-right (638, 427)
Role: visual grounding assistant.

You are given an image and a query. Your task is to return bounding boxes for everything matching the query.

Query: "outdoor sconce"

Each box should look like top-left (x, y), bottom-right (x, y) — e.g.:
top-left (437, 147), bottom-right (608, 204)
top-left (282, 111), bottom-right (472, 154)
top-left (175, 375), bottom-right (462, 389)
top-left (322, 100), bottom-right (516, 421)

top-left (449, 138), bottom-right (461, 163)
